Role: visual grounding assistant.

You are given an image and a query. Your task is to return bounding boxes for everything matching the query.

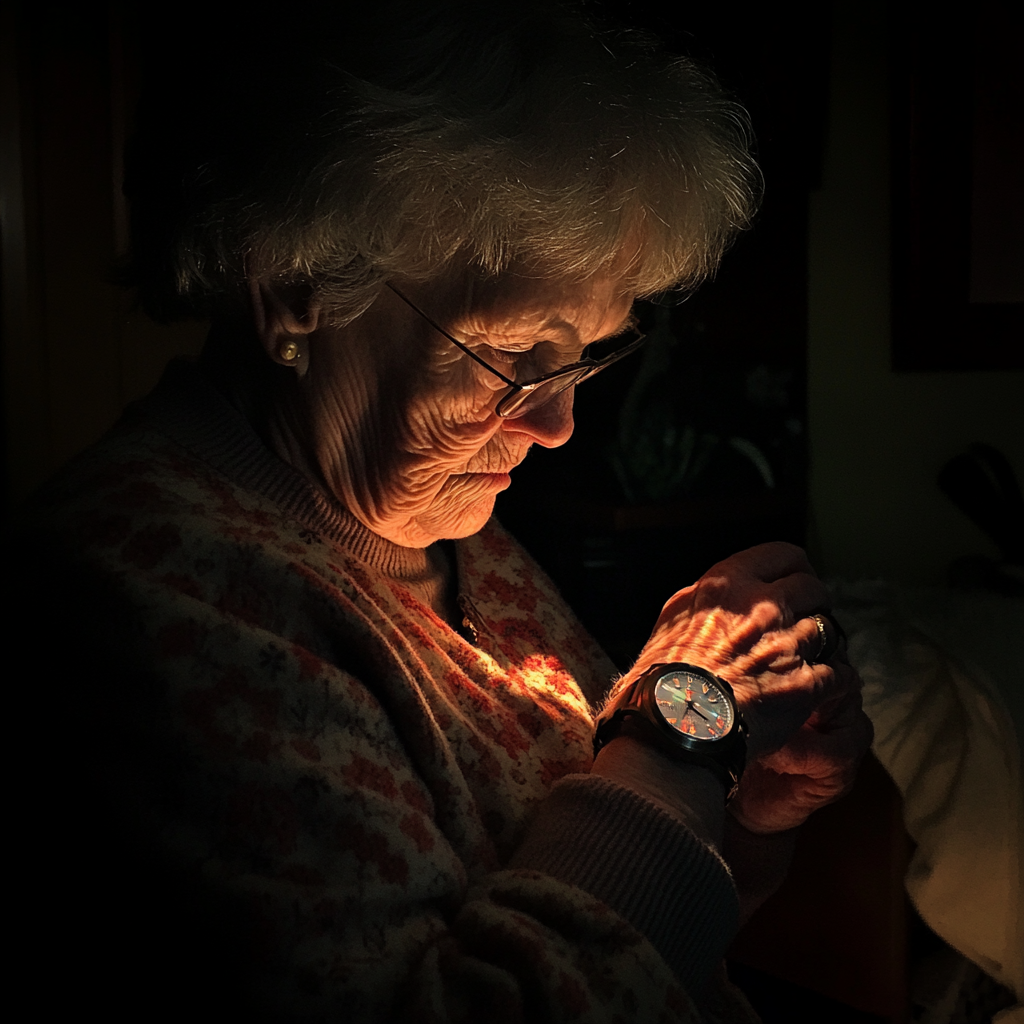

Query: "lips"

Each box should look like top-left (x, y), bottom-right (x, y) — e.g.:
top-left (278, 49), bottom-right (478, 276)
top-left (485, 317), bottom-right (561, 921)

top-left (462, 442), bottom-right (532, 477)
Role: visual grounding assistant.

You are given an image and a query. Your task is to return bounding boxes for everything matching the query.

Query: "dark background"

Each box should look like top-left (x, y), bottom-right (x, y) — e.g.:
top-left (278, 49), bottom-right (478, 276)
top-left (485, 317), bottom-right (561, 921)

top-left (497, 3), bottom-right (830, 666)
top-left (3, 2), bottom-right (1022, 1021)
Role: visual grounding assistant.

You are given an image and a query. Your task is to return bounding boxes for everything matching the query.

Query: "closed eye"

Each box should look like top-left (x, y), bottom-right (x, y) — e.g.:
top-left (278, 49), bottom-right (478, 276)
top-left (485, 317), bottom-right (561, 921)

top-left (483, 346), bottom-right (524, 366)
top-left (485, 339), bottom-right (564, 364)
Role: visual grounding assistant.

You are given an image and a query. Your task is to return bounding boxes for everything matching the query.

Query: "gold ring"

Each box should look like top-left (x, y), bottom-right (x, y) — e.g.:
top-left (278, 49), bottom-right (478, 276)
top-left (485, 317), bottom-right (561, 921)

top-left (808, 613), bottom-right (841, 663)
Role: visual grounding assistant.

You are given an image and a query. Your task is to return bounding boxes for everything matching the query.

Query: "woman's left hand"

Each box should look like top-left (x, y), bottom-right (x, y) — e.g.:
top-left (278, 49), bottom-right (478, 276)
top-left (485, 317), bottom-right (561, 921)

top-left (727, 668), bottom-right (874, 834)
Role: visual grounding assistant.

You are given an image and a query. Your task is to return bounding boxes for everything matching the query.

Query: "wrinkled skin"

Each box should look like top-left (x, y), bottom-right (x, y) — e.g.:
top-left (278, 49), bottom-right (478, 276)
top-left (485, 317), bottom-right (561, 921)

top-left (251, 271), bottom-right (871, 839)
top-left (731, 675), bottom-right (871, 834)
top-left (252, 271), bottom-right (634, 547)
top-left (626, 542), bottom-right (872, 835)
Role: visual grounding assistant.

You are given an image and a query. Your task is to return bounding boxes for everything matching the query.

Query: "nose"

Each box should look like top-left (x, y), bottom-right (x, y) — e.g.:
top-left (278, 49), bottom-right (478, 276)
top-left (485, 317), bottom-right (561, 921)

top-left (502, 388), bottom-right (575, 448)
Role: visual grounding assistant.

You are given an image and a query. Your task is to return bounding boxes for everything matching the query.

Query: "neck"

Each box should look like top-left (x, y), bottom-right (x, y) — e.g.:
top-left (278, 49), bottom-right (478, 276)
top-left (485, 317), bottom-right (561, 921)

top-left (197, 321), bottom-right (459, 625)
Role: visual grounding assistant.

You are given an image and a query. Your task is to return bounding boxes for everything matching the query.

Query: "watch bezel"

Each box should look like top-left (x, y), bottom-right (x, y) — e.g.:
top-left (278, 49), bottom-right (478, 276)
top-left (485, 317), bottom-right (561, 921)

top-left (640, 663), bottom-right (744, 757)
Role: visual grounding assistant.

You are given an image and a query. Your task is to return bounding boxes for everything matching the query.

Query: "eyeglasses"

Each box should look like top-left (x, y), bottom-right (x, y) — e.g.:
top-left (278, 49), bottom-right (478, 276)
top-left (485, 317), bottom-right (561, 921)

top-left (386, 283), bottom-right (645, 419)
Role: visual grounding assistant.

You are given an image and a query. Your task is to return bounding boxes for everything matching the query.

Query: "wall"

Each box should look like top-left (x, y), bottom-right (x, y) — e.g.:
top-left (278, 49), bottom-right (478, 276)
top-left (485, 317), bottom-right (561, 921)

top-left (808, 0), bottom-right (1024, 586)
top-left (1, 6), bottom-right (206, 509)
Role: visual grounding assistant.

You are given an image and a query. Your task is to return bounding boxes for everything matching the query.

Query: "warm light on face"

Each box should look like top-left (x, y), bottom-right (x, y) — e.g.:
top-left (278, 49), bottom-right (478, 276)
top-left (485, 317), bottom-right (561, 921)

top-left (307, 272), bottom-right (635, 548)
top-left (386, 282), bottom-right (644, 420)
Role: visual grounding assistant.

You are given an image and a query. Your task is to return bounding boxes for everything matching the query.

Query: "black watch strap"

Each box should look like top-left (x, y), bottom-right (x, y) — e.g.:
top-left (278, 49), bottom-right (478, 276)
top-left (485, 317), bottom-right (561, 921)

top-left (595, 664), bottom-right (747, 801)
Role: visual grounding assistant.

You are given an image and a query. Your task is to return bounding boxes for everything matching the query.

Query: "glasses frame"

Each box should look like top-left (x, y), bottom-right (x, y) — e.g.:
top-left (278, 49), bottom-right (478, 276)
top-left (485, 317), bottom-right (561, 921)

top-left (386, 283), bottom-right (645, 418)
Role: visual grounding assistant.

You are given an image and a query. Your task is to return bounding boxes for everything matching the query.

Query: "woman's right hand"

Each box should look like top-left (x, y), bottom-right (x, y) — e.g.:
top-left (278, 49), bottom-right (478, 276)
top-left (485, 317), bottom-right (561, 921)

top-left (728, 676), bottom-right (873, 834)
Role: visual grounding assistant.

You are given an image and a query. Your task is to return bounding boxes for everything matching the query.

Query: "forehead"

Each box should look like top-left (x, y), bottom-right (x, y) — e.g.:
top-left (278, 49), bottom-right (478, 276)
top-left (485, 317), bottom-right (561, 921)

top-left (451, 272), bottom-right (635, 344)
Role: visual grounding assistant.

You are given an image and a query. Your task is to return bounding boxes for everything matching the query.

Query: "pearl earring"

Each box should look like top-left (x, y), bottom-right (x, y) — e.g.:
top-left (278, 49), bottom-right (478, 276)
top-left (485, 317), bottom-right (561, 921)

top-left (279, 340), bottom-right (300, 363)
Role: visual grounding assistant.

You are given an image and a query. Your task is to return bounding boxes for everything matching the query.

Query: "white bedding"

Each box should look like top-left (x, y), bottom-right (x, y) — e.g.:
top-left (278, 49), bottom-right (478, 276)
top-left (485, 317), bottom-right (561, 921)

top-left (834, 581), bottom-right (1023, 1015)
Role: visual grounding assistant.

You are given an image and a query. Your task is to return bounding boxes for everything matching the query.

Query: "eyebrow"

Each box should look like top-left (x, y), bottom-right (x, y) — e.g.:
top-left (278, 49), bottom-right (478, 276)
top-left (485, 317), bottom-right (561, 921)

top-left (391, 280), bottom-right (637, 352)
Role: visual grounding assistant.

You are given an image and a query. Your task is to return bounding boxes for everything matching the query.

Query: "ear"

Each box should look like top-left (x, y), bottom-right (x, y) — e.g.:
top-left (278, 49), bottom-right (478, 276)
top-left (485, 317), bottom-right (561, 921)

top-left (249, 276), bottom-right (321, 375)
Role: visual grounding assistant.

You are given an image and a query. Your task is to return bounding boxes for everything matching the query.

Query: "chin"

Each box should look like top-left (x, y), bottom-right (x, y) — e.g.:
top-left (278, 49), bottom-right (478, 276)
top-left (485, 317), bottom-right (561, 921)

top-left (411, 490), bottom-right (500, 545)
top-left (383, 473), bottom-right (507, 547)
top-left (429, 497), bottom-right (497, 542)
top-left (451, 503), bottom-right (498, 539)
top-left (368, 494), bottom-right (498, 548)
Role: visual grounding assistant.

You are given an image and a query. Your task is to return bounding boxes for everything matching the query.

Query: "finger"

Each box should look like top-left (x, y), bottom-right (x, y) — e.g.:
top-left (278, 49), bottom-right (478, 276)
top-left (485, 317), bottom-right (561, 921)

top-left (766, 572), bottom-right (831, 624)
top-left (789, 673), bottom-right (864, 735)
top-left (815, 664), bottom-right (866, 712)
top-left (816, 614), bottom-right (843, 662)
top-left (809, 687), bottom-right (873, 744)
top-left (790, 612), bottom-right (842, 665)
top-left (790, 614), bottom-right (831, 664)
top-left (760, 709), bottom-right (871, 779)
top-left (712, 541), bottom-right (815, 584)
top-left (728, 660), bottom-right (841, 758)
top-left (743, 620), bottom-right (846, 684)
top-left (792, 661), bottom-right (848, 721)
top-left (787, 698), bottom-right (872, 766)
top-left (729, 758), bottom-right (854, 833)
top-left (763, 611), bottom-right (847, 668)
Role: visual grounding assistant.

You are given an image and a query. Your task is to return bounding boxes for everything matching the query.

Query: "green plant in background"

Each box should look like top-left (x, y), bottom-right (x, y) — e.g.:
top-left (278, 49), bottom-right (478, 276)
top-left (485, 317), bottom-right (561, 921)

top-left (609, 305), bottom-right (775, 504)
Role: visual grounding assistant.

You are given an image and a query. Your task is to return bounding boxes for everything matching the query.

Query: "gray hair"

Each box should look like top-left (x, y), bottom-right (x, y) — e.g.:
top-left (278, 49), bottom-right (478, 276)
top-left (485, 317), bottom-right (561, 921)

top-left (125, 1), bottom-right (760, 325)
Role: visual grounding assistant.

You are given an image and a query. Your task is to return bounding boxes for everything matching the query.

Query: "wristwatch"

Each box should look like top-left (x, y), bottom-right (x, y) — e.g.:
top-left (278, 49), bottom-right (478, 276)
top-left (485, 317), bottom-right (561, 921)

top-left (594, 663), bottom-right (748, 801)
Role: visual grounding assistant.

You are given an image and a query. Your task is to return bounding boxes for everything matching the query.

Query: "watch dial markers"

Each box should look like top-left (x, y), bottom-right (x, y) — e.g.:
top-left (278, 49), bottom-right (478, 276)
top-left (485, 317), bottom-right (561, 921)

top-left (653, 670), bottom-right (734, 742)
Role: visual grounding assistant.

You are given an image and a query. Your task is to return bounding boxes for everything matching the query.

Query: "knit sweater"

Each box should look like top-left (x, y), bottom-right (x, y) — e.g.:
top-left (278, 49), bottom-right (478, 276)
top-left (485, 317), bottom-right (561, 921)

top-left (16, 362), bottom-right (759, 1023)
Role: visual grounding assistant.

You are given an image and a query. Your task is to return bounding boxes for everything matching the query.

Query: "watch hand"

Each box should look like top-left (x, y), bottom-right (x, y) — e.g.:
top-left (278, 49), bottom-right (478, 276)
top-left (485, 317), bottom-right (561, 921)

top-left (687, 701), bottom-right (710, 723)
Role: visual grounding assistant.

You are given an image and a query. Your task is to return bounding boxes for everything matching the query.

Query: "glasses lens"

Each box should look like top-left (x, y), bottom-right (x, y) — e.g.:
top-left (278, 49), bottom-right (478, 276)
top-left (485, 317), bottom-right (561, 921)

top-left (497, 368), bottom-right (591, 418)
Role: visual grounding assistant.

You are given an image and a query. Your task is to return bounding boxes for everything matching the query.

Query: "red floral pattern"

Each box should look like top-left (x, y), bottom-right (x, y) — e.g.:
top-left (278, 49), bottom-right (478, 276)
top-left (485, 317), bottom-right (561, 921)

top-left (30, 421), bottom-right (718, 1023)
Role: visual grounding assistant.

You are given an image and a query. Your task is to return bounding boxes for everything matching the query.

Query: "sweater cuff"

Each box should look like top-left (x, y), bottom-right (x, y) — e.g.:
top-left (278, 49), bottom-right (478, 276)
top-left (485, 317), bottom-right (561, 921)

top-left (509, 774), bottom-right (739, 995)
top-left (723, 813), bottom-right (798, 925)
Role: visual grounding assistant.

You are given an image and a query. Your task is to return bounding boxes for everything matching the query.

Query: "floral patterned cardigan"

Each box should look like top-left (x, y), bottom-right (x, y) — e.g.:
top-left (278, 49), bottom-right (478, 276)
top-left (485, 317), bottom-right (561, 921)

top-left (15, 362), bottom-right (759, 1023)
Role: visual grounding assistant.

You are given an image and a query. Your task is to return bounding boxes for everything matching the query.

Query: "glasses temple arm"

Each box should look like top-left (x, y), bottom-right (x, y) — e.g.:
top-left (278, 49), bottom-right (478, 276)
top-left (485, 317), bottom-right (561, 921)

top-left (385, 283), bottom-right (519, 388)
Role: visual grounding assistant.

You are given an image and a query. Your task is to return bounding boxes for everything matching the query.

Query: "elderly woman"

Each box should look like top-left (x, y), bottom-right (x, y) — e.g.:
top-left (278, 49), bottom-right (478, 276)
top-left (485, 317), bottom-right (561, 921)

top-left (19, 2), bottom-right (871, 1021)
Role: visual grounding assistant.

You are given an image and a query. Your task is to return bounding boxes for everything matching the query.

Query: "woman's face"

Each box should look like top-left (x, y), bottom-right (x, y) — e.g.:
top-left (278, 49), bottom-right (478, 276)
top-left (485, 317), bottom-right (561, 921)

top-left (294, 272), bottom-right (635, 548)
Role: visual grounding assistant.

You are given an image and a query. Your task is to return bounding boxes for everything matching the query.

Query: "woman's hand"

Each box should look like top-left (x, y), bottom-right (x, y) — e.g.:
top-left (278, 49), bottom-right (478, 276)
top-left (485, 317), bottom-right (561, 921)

top-left (632, 542), bottom-right (851, 761)
top-left (624, 542), bottom-right (872, 834)
top-left (728, 676), bottom-right (873, 834)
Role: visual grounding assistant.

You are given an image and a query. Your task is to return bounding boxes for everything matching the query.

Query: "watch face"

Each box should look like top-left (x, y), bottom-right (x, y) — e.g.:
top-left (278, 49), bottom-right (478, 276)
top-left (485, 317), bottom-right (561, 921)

top-left (653, 668), bottom-right (734, 742)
